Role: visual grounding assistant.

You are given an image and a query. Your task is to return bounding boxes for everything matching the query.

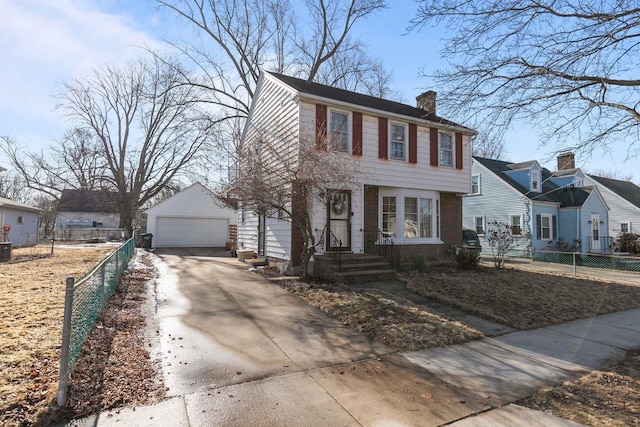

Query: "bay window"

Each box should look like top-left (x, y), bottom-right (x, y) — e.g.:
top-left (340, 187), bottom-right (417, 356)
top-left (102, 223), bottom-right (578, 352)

top-left (381, 189), bottom-right (439, 242)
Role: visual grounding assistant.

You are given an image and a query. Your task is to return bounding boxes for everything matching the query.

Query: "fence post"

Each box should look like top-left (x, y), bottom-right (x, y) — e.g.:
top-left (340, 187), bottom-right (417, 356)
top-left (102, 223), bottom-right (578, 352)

top-left (573, 252), bottom-right (577, 277)
top-left (57, 276), bottom-right (75, 407)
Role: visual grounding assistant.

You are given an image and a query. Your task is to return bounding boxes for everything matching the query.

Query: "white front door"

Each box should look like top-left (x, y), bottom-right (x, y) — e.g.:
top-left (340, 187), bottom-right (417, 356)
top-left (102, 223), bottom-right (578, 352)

top-left (590, 214), bottom-right (600, 251)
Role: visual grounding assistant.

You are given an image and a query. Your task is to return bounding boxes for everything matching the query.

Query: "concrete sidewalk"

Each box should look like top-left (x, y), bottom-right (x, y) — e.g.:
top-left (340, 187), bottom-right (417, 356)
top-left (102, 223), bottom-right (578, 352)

top-left (65, 250), bottom-right (640, 426)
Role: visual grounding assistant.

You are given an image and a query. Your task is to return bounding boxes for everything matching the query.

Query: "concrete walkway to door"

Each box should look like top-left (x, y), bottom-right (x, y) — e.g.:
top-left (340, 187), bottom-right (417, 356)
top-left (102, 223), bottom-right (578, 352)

top-left (65, 247), bottom-right (640, 426)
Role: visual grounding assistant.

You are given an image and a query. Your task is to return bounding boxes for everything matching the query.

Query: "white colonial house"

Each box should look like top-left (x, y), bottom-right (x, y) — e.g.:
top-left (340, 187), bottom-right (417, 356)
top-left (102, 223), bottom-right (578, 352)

top-left (237, 71), bottom-right (476, 276)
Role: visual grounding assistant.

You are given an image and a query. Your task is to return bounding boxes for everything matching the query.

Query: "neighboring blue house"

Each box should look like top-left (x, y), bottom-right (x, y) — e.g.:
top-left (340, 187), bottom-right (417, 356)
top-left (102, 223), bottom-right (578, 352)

top-left (464, 155), bottom-right (610, 256)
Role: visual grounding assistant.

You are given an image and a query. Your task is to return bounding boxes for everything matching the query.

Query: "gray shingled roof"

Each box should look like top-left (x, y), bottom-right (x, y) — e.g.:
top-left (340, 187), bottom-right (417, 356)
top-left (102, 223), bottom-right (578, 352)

top-left (589, 175), bottom-right (640, 209)
top-left (58, 189), bottom-right (120, 213)
top-left (474, 156), bottom-right (591, 207)
top-left (268, 72), bottom-right (473, 132)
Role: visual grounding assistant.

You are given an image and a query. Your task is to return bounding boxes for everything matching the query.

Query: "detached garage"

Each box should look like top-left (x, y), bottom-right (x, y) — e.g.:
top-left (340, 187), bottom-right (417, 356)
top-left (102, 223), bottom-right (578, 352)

top-left (146, 183), bottom-right (237, 248)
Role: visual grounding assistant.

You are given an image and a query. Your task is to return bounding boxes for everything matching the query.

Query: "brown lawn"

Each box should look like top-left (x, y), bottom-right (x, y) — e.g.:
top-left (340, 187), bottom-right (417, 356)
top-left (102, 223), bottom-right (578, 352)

top-left (268, 262), bottom-right (640, 426)
top-left (0, 244), bottom-right (114, 426)
top-left (5, 249), bottom-right (640, 426)
top-left (405, 264), bottom-right (640, 330)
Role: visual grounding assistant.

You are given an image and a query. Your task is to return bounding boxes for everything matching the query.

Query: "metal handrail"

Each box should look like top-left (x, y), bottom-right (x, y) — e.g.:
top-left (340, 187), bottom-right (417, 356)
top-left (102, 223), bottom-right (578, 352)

top-left (362, 229), bottom-right (394, 266)
top-left (326, 228), bottom-right (343, 272)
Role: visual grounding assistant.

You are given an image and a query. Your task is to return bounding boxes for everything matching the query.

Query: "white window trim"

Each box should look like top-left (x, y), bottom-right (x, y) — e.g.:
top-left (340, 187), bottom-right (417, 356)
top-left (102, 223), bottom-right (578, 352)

top-left (619, 221), bottom-right (631, 234)
top-left (473, 215), bottom-right (485, 236)
top-left (379, 188), bottom-right (441, 244)
top-left (439, 131), bottom-right (455, 167)
top-left (329, 108), bottom-right (351, 153)
top-left (389, 122), bottom-right (408, 161)
top-left (540, 213), bottom-right (552, 240)
top-left (510, 214), bottom-right (523, 235)
top-left (530, 169), bottom-right (541, 193)
top-left (470, 174), bottom-right (481, 195)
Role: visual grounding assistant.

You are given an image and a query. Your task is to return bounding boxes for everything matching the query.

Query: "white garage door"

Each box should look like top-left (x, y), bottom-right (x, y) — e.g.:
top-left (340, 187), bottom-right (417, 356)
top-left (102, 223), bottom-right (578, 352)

top-left (155, 217), bottom-right (228, 247)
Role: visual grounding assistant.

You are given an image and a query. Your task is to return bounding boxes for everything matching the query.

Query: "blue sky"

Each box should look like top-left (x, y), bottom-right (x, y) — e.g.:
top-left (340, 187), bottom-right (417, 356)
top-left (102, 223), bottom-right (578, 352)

top-left (0, 0), bottom-right (635, 179)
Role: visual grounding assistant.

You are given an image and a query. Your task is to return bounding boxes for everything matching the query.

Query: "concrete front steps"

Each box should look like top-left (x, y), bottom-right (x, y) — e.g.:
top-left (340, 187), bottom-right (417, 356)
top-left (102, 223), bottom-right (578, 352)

top-left (314, 253), bottom-right (396, 283)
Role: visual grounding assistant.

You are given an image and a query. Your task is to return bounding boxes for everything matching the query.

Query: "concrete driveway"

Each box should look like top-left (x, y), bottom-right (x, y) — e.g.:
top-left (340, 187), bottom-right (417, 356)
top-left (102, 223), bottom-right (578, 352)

top-left (150, 248), bottom-right (489, 426)
top-left (68, 247), bottom-right (640, 426)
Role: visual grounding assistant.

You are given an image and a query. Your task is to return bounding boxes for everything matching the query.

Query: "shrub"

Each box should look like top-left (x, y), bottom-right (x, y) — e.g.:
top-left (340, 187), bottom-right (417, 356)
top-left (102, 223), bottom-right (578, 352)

top-left (455, 248), bottom-right (480, 269)
top-left (614, 233), bottom-right (640, 255)
top-left (409, 255), bottom-right (426, 272)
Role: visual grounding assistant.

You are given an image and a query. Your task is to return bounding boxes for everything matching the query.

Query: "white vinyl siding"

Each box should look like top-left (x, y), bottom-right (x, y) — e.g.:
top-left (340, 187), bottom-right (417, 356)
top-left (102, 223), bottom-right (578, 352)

top-left (583, 175), bottom-right (639, 238)
top-left (300, 103), bottom-right (472, 194)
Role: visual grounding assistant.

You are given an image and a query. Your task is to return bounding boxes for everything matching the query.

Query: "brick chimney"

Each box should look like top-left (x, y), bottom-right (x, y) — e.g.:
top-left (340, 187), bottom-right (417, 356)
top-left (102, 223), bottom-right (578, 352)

top-left (416, 91), bottom-right (436, 115)
top-left (557, 152), bottom-right (575, 171)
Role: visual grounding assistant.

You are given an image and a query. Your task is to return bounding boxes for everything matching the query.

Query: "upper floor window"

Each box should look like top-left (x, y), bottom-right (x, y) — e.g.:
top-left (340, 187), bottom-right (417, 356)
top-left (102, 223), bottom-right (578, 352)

top-left (329, 110), bottom-right (349, 152)
top-left (471, 174), bottom-right (480, 195)
top-left (17, 216), bottom-right (23, 224)
top-left (531, 169), bottom-right (541, 192)
top-left (440, 132), bottom-right (454, 166)
top-left (390, 123), bottom-right (406, 160)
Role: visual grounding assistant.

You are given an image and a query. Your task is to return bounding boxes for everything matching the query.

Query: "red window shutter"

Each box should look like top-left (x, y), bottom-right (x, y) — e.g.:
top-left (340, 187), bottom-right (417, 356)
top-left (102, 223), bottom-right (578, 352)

top-left (378, 117), bottom-right (388, 159)
top-left (409, 123), bottom-right (417, 164)
top-left (430, 127), bottom-right (438, 166)
top-left (315, 104), bottom-right (327, 150)
top-left (352, 112), bottom-right (363, 156)
top-left (455, 132), bottom-right (463, 169)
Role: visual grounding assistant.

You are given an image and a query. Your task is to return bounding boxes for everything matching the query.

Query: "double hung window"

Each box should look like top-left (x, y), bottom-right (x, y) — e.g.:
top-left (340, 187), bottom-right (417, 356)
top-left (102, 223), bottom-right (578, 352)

top-left (382, 196), bottom-right (396, 237)
top-left (510, 215), bottom-right (522, 235)
top-left (330, 111), bottom-right (349, 152)
top-left (390, 123), bottom-right (406, 160)
top-left (471, 174), bottom-right (480, 195)
top-left (404, 197), bottom-right (434, 239)
top-left (440, 133), bottom-right (453, 166)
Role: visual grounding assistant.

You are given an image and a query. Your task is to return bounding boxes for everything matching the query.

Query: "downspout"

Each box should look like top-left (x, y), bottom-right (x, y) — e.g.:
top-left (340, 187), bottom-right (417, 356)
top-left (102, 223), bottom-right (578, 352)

top-left (576, 208), bottom-right (580, 251)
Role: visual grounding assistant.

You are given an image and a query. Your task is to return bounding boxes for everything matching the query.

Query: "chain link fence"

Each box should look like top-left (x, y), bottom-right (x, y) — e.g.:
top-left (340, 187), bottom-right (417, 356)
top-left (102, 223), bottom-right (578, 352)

top-left (531, 250), bottom-right (640, 273)
top-left (57, 235), bottom-right (137, 406)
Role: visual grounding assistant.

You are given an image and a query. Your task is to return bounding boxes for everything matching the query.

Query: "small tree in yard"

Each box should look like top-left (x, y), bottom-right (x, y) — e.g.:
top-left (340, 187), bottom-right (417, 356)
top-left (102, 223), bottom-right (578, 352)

top-left (222, 127), bottom-right (361, 281)
top-left (487, 221), bottom-right (515, 269)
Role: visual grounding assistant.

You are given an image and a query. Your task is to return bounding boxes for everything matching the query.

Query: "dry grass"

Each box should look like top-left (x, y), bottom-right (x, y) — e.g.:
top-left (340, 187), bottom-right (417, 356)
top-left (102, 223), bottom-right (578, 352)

top-left (0, 244), bottom-right (114, 426)
top-left (406, 264), bottom-right (640, 330)
top-left (274, 278), bottom-right (484, 351)
top-left (520, 352), bottom-right (640, 426)
top-left (267, 263), bottom-right (640, 427)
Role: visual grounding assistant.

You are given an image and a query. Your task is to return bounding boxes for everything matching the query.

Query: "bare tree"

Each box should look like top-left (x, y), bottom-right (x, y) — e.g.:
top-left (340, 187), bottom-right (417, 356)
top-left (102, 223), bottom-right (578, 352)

top-left (472, 132), bottom-right (506, 160)
top-left (155, 0), bottom-right (390, 164)
top-left (588, 168), bottom-right (634, 183)
top-left (222, 127), bottom-right (361, 279)
top-left (412, 2), bottom-right (640, 158)
top-left (0, 170), bottom-right (31, 204)
top-left (56, 57), bottom-right (217, 234)
top-left (1, 130), bottom-right (108, 200)
top-left (32, 194), bottom-right (58, 239)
